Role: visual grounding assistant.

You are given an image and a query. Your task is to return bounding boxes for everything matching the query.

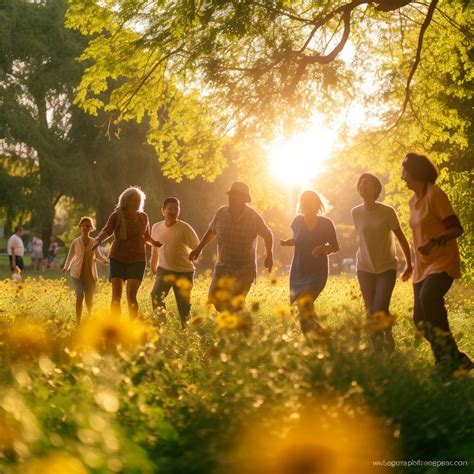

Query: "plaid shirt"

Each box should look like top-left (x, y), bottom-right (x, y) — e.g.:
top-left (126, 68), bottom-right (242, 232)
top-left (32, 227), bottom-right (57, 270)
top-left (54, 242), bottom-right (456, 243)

top-left (209, 205), bottom-right (272, 277)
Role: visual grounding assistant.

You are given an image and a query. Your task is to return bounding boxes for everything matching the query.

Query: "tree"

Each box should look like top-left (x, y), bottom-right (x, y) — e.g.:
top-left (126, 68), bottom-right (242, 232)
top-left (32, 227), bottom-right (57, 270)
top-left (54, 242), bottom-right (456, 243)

top-left (66, 0), bottom-right (472, 168)
top-left (0, 0), bottom-right (99, 249)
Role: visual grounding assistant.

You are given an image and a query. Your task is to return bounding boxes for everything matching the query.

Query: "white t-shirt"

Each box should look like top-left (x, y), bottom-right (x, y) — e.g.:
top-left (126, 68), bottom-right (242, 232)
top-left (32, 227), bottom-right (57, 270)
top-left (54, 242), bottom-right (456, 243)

top-left (352, 203), bottom-right (400, 274)
top-left (151, 220), bottom-right (199, 273)
top-left (7, 234), bottom-right (25, 257)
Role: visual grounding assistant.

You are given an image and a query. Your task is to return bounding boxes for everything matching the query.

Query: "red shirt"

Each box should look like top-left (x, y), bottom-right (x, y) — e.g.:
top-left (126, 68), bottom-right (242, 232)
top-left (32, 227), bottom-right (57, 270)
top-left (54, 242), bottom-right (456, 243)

top-left (98, 210), bottom-right (151, 263)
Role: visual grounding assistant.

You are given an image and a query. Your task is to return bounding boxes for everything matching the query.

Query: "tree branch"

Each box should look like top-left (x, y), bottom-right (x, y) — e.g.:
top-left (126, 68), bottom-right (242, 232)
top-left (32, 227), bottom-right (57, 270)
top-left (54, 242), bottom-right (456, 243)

top-left (390, 0), bottom-right (439, 129)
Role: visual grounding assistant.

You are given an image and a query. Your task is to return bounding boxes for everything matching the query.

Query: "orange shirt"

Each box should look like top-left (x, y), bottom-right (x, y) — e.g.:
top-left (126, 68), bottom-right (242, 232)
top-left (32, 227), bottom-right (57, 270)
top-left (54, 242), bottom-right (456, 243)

top-left (98, 211), bottom-right (150, 264)
top-left (409, 184), bottom-right (461, 283)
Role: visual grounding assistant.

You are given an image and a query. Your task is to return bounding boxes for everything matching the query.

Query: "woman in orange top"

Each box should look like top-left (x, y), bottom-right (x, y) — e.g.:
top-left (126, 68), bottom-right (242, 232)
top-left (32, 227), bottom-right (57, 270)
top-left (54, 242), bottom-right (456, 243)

top-left (94, 187), bottom-right (161, 318)
top-left (402, 153), bottom-right (471, 374)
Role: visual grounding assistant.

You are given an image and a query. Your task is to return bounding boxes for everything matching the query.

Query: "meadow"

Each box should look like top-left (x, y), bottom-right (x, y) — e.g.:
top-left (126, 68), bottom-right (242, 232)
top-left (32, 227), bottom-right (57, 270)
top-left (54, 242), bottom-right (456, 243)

top-left (0, 273), bottom-right (472, 473)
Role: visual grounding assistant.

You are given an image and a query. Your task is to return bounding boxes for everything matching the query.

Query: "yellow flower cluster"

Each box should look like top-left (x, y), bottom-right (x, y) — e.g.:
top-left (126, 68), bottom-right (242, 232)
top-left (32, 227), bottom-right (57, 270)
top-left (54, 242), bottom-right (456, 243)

top-left (230, 400), bottom-right (394, 474)
top-left (74, 316), bottom-right (158, 354)
top-left (2, 323), bottom-right (52, 360)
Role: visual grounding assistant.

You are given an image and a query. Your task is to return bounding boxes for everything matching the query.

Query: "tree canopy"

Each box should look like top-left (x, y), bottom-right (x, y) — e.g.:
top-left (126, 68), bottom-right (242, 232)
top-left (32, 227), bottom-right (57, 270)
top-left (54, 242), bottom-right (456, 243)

top-left (66, 1), bottom-right (472, 170)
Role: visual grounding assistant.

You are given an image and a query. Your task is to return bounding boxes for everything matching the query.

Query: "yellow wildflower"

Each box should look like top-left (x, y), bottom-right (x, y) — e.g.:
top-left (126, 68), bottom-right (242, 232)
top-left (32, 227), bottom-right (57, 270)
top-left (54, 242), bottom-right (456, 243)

top-left (3, 323), bottom-right (52, 360)
top-left (216, 311), bottom-right (239, 331)
top-left (23, 453), bottom-right (88, 474)
top-left (230, 400), bottom-right (394, 473)
top-left (231, 294), bottom-right (246, 311)
top-left (74, 317), bottom-right (157, 354)
top-left (216, 275), bottom-right (237, 290)
top-left (163, 274), bottom-right (176, 283)
top-left (368, 311), bottom-right (397, 332)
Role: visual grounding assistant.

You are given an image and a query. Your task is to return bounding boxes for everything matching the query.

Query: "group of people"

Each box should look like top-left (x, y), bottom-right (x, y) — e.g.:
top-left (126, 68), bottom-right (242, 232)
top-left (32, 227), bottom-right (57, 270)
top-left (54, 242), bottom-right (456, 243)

top-left (14, 151), bottom-right (470, 375)
top-left (7, 229), bottom-right (62, 274)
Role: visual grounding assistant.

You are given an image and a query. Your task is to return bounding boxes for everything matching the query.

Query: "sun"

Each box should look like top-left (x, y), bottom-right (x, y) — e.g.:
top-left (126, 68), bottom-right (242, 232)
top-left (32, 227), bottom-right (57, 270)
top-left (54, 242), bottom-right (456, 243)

top-left (268, 123), bottom-right (336, 187)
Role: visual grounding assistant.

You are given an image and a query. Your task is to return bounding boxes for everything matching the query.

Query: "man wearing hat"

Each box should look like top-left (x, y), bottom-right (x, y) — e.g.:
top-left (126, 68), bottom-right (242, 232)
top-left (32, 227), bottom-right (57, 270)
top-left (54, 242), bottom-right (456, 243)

top-left (189, 181), bottom-right (273, 311)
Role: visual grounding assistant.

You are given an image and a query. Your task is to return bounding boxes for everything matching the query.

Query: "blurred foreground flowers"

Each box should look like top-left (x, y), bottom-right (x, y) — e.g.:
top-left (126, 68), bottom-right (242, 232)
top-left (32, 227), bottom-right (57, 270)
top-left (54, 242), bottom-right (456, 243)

top-left (74, 315), bottom-right (158, 354)
top-left (2, 323), bottom-right (52, 361)
top-left (230, 400), bottom-right (394, 474)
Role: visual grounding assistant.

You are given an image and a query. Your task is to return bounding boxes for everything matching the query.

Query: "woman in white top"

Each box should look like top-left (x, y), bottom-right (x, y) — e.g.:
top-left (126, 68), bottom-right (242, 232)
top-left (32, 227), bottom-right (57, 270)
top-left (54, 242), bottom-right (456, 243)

top-left (31, 233), bottom-right (44, 271)
top-left (63, 217), bottom-right (109, 324)
top-left (352, 174), bottom-right (412, 352)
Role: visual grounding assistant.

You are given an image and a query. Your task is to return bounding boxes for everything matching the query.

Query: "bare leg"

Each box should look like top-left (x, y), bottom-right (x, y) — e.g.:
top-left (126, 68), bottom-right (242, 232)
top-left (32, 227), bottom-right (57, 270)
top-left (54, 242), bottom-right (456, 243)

top-left (126, 279), bottom-right (142, 319)
top-left (76, 294), bottom-right (84, 325)
top-left (84, 290), bottom-right (94, 317)
top-left (111, 278), bottom-right (123, 317)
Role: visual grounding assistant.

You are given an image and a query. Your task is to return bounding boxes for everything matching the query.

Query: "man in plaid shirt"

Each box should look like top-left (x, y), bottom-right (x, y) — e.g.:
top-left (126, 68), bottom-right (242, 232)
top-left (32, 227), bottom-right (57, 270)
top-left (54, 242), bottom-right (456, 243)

top-left (189, 182), bottom-right (273, 311)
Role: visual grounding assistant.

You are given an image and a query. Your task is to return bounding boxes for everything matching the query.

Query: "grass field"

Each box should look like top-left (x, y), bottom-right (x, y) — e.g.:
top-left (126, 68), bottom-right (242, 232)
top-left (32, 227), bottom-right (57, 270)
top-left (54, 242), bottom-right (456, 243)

top-left (0, 273), bottom-right (472, 473)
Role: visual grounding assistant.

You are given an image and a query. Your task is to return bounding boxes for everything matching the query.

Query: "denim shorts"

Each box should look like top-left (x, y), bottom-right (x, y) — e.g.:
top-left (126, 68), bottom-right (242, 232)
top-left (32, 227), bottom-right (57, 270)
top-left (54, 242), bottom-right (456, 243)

top-left (109, 258), bottom-right (146, 281)
top-left (72, 278), bottom-right (96, 297)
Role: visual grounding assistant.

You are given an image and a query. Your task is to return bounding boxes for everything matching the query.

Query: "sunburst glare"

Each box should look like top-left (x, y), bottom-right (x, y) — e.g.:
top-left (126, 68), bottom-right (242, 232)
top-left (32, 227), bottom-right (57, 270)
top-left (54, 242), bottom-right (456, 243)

top-left (268, 124), bottom-right (337, 187)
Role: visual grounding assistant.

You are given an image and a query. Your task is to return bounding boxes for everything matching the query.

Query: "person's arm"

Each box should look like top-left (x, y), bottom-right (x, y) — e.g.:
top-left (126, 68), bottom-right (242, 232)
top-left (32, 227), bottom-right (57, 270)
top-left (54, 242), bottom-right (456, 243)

top-left (418, 226), bottom-right (463, 256)
top-left (312, 220), bottom-right (339, 257)
top-left (144, 215), bottom-right (162, 247)
top-left (11, 245), bottom-right (18, 272)
top-left (94, 246), bottom-right (109, 264)
top-left (418, 188), bottom-right (463, 256)
top-left (189, 228), bottom-right (217, 261)
top-left (150, 246), bottom-right (159, 273)
top-left (93, 212), bottom-right (117, 250)
top-left (62, 241), bottom-right (76, 272)
top-left (393, 227), bottom-right (413, 281)
top-left (263, 232), bottom-right (274, 272)
top-left (280, 238), bottom-right (295, 246)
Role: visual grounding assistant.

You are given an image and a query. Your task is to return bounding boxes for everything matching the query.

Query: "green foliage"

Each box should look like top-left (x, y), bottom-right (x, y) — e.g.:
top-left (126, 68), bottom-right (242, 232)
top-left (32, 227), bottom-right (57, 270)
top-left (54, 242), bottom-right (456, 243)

top-left (0, 0), bottom-right (97, 242)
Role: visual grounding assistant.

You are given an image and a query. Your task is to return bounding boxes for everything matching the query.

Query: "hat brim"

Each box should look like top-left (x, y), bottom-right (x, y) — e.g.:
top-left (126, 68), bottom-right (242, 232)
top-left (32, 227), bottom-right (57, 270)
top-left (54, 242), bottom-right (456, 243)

top-left (226, 190), bottom-right (251, 203)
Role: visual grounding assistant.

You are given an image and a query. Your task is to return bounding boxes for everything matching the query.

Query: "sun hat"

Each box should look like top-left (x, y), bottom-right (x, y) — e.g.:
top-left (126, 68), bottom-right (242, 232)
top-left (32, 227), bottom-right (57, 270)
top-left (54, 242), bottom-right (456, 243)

top-left (226, 181), bottom-right (251, 203)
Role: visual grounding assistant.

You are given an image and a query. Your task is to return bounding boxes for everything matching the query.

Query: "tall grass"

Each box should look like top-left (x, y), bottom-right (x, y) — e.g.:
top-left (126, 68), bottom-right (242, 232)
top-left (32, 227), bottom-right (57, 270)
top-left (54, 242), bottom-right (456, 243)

top-left (0, 275), bottom-right (472, 473)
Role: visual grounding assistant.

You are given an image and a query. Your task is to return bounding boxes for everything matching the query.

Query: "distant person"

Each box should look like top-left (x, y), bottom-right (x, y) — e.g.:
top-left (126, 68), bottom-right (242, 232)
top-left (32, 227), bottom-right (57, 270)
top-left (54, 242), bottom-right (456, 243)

top-left (46, 235), bottom-right (60, 270)
top-left (189, 181), bottom-right (273, 312)
top-left (352, 173), bottom-right (412, 352)
top-left (93, 186), bottom-right (161, 318)
top-left (150, 197), bottom-right (199, 328)
top-left (63, 217), bottom-right (109, 325)
top-left (7, 226), bottom-right (25, 277)
top-left (280, 190), bottom-right (339, 335)
top-left (402, 152), bottom-right (472, 373)
top-left (30, 233), bottom-right (44, 271)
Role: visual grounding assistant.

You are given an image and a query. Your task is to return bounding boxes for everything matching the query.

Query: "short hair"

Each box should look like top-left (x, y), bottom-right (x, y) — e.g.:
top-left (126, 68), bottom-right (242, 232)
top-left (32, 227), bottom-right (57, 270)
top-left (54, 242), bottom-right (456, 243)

top-left (78, 216), bottom-right (96, 231)
top-left (116, 186), bottom-right (146, 211)
top-left (357, 173), bottom-right (383, 199)
top-left (14, 226), bottom-right (23, 233)
top-left (162, 197), bottom-right (180, 208)
top-left (298, 190), bottom-right (326, 215)
top-left (403, 153), bottom-right (439, 184)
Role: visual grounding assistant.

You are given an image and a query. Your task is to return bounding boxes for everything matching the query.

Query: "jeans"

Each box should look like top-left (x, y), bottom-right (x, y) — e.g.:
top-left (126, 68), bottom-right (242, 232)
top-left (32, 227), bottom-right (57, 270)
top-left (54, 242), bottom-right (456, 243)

top-left (151, 267), bottom-right (194, 328)
top-left (413, 272), bottom-right (463, 368)
top-left (208, 271), bottom-right (255, 312)
top-left (357, 269), bottom-right (397, 352)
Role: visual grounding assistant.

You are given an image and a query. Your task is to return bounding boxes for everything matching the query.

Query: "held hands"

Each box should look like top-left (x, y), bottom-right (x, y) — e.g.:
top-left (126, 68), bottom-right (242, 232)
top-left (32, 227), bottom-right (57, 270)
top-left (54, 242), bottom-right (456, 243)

top-left (400, 264), bottom-right (413, 282)
top-left (280, 239), bottom-right (290, 247)
top-left (152, 239), bottom-right (163, 248)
